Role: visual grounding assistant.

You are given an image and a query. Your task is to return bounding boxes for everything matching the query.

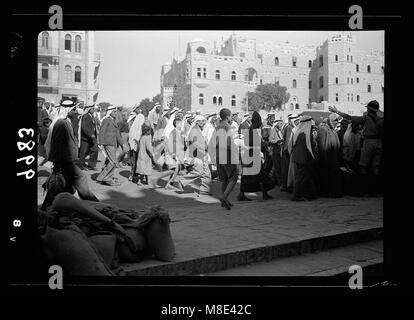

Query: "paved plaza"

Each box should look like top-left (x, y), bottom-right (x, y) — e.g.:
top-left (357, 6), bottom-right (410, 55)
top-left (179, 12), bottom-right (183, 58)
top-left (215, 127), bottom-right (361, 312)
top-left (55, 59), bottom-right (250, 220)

top-left (37, 154), bottom-right (383, 276)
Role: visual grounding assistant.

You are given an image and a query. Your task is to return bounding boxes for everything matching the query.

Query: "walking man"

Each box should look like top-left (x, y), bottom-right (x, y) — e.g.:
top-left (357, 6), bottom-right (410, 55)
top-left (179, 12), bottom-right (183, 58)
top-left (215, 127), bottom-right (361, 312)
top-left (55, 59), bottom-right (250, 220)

top-left (79, 105), bottom-right (99, 170)
top-left (179, 115), bottom-right (212, 196)
top-left (210, 108), bottom-right (240, 210)
top-left (96, 106), bottom-right (124, 186)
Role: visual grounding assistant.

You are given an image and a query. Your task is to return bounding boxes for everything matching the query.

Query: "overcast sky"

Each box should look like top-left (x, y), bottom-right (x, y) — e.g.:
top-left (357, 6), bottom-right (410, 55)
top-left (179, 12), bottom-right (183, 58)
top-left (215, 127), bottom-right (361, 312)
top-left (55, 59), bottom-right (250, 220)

top-left (95, 30), bottom-right (384, 106)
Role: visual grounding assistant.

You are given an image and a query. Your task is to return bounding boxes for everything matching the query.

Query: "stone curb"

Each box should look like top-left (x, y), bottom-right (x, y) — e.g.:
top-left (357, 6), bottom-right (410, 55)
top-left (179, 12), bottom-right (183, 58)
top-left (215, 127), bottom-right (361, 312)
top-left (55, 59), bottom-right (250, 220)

top-left (123, 227), bottom-right (383, 276)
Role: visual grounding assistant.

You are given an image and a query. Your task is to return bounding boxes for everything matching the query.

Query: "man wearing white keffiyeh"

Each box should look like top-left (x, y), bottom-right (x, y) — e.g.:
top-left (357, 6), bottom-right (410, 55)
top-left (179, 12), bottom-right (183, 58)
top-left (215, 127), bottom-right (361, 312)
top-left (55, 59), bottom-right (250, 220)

top-left (291, 115), bottom-right (318, 201)
top-left (178, 115), bottom-right (211, 196)
top-left (128, 107), bottom-right (145, 181)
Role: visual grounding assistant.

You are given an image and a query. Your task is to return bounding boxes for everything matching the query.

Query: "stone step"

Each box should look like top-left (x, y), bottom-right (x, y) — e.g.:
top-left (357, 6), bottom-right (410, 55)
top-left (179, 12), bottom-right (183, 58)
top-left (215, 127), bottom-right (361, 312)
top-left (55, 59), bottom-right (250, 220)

top-left (121, 227), bottom-right (382, 276)
top-left (204, 240), bottom-right (383, 276)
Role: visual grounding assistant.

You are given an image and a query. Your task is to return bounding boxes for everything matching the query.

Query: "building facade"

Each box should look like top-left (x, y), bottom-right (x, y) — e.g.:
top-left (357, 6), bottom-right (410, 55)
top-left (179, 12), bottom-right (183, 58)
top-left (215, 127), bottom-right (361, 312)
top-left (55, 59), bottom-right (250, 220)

top-left (37, 31), bottom-right (100, 105)
top-left (161, 33), bottom-right (384, 117)
top-left (314, 33), bottom-right (384, 116)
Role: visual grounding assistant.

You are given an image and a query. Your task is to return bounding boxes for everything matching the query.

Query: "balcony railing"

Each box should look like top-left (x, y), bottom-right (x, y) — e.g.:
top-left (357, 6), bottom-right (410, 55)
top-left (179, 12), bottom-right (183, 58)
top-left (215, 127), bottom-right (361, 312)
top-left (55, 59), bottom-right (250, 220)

top-left (38, 46), bottom-right (60, 56)
top-left (38, 78), bottom-right (49, 86)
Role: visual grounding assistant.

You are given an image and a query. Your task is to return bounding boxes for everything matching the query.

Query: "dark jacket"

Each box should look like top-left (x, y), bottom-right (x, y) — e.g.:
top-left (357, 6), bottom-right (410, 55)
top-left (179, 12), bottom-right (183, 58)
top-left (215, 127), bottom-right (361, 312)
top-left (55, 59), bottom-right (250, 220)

top-left (38, 108), bottom-right (49, 126)
top-left (81, 113), bottom-right (97, 142)
top-left (48, 119), bottom-right (78, 163)
top-left (99, 116), bottom-right (123, 147)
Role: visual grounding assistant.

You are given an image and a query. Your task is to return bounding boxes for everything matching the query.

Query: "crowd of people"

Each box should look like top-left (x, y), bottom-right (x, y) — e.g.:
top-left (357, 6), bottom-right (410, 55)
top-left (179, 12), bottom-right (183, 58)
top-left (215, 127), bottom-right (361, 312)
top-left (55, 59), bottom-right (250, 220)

top-left (37, 97), bottom-right (384, 211)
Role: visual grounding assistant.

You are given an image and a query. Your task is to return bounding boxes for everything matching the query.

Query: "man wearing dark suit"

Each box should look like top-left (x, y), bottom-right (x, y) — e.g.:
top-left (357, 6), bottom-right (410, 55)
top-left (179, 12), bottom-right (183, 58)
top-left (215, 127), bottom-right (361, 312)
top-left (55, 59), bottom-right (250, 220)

top-left (79, 105), bottom-right (99, 170)
top-left (96, 106), bottom-right (124, 186)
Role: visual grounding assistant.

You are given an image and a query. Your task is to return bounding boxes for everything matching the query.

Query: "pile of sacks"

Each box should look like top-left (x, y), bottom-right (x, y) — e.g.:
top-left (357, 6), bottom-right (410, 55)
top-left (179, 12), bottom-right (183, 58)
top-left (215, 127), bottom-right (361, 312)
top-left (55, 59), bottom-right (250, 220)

top-left (38, 202), bottom-right (175, 276)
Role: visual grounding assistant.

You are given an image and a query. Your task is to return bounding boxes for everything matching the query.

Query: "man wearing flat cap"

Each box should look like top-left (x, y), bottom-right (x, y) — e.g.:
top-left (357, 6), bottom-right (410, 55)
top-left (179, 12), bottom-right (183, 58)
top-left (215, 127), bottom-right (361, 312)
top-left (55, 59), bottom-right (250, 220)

top-left (329, 100), bottom-right (384, 195)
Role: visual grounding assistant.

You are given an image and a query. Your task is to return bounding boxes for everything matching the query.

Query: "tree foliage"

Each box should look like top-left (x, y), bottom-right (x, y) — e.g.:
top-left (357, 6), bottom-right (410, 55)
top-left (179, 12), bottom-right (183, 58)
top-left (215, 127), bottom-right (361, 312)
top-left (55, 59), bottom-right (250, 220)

top-left (152, 93), bottom-right (162, 106)
top-left (138, 98), bottom-right (153, 117)
top-left (247, 83), bottom-right (290, 112)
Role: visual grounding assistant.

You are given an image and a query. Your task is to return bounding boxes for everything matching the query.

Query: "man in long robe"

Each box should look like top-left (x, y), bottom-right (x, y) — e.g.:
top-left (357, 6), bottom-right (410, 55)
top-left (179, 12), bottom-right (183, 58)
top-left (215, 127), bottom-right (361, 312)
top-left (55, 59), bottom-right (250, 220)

top-left (41, 100), bottom-right (99, 210)
top-left (316, 114), bottom-right (343, 197)
top-left (291, 115), bottom-right (318, 201)
top-left (280, 114), bottom-right (299, 192)
top-left (128, 107), bottom-right (145, 181)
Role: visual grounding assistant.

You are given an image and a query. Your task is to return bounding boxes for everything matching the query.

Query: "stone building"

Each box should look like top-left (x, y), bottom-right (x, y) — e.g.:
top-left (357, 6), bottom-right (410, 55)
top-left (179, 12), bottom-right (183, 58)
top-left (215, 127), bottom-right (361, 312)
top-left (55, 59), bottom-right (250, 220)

top-left (314, 33), bottom-right (384, 115)
top-left (161, 32), bottom-right (384, 117)
top-left (37, 31), bottom-right (100, 105)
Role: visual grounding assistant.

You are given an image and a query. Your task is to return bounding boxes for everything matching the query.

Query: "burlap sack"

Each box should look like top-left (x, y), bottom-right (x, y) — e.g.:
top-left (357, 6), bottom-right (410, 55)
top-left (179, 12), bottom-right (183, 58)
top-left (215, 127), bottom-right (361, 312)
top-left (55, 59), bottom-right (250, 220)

top-left (117, 227), bottom-right (147, 262)
top-left (41, 225), bottom-right (114, 276)
top-left (145, 218), bottom-right (175, 262)
top-left (89, 231), bottom-right (117, 268)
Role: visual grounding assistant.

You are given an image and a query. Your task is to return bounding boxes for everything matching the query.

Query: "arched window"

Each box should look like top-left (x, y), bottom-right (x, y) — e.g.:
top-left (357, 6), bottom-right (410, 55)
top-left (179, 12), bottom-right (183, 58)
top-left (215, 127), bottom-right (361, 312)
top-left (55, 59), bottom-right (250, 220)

top-left (367, 65), bottom-right (371, 73)
top-left (292, 56), bottom-right (297, 67)
top-left (41, 63), bottom-right (49, 79)
top-left (319, 96), bottom-right (324, 103)
top-left (292, 79), bottom-right (297, 88)
top-left (335, 55), bottom-right (338, 62)
top-left (199, 93), bottom-right (204, 105)
top-left (319, 55), bottom-right (323, 67)
top-left (74, 66), bottom-right (81, 83)
top-left (64, 65), bottom-right (72, 82)
top-left (231, 71), bottom-right (236, 81)
top-left (75, 35), bottom-right (82, 53)
top-left (368, 84), bottom-right (371, 92)
top-left (356, 64), bottom-right (359, 72)
top-left (196, 47), bottom-right (206, 54)
top-left (308, 60), bottom-right (312, 68)
top-left (275, 57), bottom-right (279, 66)
top-left (41, 32), bottom-right (49, 48)
top-left (196, 68), bottom-right (201, 78)
top-left (65, 34), bottom-right (72, 51)
top-left (215, 70), bottom-right (220, 80)
top-left (319, 76), bottom-right (324, 88)
top-left (213, 96), bottom-right (217, 105)
top-left (218, 97), bottom-right (223, 106)
top-left (203, 68), bottom-right (207, 78)
top-left (231, 95), bottom-right (236, 107)
top-left (186, 68), bottom-right (189, 79)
